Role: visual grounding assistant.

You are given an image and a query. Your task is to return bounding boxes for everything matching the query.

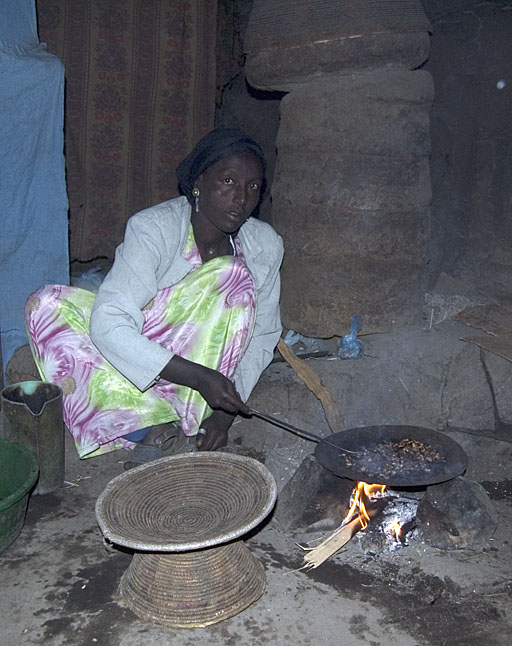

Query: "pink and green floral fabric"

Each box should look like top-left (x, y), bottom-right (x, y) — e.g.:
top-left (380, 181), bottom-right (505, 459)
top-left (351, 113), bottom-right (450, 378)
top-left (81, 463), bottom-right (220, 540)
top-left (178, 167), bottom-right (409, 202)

top-left (25, 229), bottom-right (255, 458)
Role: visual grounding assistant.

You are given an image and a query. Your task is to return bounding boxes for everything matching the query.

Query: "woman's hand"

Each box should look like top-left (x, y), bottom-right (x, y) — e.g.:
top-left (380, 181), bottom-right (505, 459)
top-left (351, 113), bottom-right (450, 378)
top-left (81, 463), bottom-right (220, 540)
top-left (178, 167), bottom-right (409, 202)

top-left (193, 365), bottom-right (249, 414)
top-left (160, 355), bottom-right (250, 415)
top-left (196, 409), bottom-right (235, 451)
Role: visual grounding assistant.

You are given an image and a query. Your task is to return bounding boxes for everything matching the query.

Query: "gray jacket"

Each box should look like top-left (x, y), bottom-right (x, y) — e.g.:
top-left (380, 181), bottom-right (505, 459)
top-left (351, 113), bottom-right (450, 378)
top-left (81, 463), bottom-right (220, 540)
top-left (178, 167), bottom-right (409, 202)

top-left (90, 196), bottom-right (284, 401)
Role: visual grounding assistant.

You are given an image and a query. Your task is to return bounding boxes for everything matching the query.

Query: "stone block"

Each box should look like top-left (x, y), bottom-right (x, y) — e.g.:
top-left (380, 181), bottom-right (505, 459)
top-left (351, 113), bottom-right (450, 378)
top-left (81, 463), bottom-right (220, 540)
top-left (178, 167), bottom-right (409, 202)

top-left (245, 33), bottom-right (431, 91)
top-left (278, 69), bottom-right (433, 147)
top-left (244, 0), bottom-right (431, 90)
top-left (416, 476), bottom-right (498, 549)
top-left (272, 71), bottom-right (434, 336)
top-left (275, 157), bottom-right (433, 212)
top-left (279, 255), bottom-right (425, 335)
top-left (273, 454), bottom-right (354, 530)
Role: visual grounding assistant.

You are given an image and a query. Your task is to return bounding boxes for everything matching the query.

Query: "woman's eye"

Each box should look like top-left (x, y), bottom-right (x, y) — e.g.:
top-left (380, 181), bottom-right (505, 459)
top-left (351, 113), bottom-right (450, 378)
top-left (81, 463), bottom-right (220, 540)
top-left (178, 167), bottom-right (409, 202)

top-left (223, 177), bottom-right (233, 184)
top-left (250, 182), bottom-right (260, 191)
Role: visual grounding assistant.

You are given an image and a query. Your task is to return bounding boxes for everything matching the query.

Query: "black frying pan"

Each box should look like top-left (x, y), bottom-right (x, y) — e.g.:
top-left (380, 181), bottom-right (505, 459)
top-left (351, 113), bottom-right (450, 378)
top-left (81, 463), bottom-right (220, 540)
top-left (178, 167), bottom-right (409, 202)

top-left (249, 409), bottom-right (468, 487)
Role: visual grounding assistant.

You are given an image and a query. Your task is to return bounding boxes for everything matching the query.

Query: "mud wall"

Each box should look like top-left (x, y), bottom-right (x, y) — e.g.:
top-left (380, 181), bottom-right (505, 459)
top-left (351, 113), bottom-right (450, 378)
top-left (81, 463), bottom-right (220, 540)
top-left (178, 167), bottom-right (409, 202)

top-left (422, 0), bottom-right (512, 301)
top-left (216, 0), bottom-right (512, 329)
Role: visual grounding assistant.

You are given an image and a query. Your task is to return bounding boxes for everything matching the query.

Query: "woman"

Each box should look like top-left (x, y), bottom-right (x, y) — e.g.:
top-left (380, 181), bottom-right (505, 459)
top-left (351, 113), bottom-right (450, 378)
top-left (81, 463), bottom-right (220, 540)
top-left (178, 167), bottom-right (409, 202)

top-left (25, 128), bottom-right (284, 462)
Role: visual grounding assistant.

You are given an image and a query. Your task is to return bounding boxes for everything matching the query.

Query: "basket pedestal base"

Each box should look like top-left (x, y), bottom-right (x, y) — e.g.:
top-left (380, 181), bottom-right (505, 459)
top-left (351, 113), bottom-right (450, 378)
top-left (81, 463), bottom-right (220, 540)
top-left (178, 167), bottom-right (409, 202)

top-left (118, 540), bottom-right (266, 628)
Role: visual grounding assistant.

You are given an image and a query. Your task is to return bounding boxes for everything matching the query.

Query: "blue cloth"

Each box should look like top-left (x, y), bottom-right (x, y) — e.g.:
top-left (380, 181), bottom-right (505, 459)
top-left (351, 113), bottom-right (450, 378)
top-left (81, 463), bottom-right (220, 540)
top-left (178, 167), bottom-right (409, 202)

top-left (0, 0), bottom-right (69, 377)
top-left (0, 0), bottom-right (38, 46)
top-left (123, 427), bottom-right (152, 443)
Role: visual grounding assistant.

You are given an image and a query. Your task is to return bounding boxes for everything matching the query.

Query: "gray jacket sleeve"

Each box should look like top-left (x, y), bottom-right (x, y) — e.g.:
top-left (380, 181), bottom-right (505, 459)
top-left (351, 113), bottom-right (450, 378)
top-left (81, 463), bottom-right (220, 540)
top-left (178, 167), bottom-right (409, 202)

top-left (90, 205), bottom-right (187, 391)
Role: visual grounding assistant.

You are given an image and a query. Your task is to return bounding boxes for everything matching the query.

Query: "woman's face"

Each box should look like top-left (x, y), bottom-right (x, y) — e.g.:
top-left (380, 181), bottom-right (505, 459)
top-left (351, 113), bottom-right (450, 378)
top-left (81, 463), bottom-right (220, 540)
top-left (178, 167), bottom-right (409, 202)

top-left (195, 152), bottom-right (263, 235)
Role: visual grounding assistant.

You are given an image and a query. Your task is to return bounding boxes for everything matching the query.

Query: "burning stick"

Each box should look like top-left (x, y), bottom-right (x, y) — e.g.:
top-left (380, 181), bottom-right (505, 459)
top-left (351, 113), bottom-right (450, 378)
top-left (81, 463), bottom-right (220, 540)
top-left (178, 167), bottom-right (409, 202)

top-left (301, 483), bottom-right (387, 569)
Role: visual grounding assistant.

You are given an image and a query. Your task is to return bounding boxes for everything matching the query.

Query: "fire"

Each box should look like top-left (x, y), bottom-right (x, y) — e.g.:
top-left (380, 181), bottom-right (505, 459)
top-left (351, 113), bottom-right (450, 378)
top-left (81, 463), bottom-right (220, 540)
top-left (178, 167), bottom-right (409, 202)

top-left (344, 481), bottom-right (386, 530)
top-left (392, 521), bottom-right (401, 541)
top-left (301, 481), bottom-right (389, 569)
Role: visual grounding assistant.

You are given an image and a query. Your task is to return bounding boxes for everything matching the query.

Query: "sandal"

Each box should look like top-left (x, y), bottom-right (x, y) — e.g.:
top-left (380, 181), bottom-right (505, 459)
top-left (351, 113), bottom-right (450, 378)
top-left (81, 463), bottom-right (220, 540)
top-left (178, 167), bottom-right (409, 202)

top-left (124, 422), bottom-right (195, 470)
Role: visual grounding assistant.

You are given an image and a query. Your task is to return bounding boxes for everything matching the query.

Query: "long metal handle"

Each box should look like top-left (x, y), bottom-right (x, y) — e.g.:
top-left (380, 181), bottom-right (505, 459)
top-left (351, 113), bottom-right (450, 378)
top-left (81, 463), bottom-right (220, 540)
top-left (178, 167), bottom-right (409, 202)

top-left (249, 407), bottom-right (324, 443)
top-left (248, 408), bottom-right (360, 454)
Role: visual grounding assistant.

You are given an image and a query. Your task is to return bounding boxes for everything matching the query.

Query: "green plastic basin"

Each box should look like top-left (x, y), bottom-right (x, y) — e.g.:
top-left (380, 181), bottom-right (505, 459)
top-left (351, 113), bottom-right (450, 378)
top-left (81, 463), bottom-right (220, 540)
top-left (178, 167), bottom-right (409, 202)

top-left (0, 438), bottom-right (39, 553)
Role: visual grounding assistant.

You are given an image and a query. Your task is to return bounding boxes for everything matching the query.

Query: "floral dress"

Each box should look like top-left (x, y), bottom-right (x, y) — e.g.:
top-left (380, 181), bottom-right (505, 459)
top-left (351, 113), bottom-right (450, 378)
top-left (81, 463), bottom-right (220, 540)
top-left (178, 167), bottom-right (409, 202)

top-left (25, 227), bottom-right (255, 458)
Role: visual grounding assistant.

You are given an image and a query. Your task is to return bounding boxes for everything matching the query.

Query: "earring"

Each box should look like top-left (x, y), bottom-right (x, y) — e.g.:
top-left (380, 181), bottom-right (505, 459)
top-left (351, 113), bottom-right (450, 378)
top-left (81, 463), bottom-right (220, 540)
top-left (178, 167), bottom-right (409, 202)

top-left (192, 187), bottom-right (200, 212)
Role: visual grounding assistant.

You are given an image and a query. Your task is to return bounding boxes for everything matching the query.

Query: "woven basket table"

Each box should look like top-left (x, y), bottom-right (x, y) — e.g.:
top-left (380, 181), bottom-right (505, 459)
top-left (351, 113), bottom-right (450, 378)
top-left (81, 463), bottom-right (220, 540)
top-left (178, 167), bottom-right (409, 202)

top-left (95, 452), bottom-right (277, 628)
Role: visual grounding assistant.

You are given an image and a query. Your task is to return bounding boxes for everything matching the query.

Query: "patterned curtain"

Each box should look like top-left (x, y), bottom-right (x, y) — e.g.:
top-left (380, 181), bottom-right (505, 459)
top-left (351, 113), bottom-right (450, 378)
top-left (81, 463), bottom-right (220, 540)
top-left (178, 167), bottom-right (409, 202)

top-left (36, 0), bottom-right (217, 262)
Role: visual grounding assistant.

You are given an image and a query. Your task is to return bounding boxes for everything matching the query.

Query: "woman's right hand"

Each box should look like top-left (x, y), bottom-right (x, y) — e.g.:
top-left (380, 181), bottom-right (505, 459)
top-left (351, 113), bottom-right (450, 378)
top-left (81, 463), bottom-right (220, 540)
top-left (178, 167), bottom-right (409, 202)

top-left (159, 355), bottom-right (249, 415)
top-left (194, 368), bottom-right (250, 414)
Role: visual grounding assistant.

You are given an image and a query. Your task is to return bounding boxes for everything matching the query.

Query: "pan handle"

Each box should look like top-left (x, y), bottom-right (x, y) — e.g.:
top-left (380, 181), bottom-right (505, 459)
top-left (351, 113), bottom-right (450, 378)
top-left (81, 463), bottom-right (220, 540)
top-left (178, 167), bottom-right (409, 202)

top-left (248, 408), bottom-right (324, 443)
top-left (248, 408), bottom-right (361, 454)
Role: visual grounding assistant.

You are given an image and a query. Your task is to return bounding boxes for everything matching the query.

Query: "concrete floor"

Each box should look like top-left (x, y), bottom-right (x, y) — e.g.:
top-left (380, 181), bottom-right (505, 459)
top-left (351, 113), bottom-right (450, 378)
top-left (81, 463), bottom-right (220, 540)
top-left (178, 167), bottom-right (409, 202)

top-left (1, 322), bottom-right (512, 645)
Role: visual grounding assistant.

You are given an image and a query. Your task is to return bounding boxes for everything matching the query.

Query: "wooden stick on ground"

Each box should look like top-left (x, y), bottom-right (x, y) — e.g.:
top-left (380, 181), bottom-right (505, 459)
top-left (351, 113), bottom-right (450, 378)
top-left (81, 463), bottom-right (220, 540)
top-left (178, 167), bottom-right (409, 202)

top-left (277, 338), bottom-right (344, 432)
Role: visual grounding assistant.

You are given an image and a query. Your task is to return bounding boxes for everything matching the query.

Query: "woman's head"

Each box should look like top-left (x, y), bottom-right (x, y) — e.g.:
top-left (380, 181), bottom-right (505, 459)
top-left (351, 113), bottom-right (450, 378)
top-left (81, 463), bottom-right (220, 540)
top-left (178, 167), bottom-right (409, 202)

top-left (176, 127), bottom-right (266, 206)
top-left (190, 151), bottom-right (263, 235)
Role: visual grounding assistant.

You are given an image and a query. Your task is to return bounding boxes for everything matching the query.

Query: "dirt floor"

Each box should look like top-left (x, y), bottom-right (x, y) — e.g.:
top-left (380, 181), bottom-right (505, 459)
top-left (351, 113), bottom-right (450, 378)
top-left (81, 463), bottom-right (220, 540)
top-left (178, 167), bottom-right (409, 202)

top-left (1, 320), bottom-right (512, 646)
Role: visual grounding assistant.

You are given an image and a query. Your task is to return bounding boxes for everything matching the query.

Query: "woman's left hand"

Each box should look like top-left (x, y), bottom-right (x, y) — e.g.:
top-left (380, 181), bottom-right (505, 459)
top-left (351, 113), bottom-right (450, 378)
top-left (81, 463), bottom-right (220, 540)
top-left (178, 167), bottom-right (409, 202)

top-left (196, 409), bottom-right (235, 451)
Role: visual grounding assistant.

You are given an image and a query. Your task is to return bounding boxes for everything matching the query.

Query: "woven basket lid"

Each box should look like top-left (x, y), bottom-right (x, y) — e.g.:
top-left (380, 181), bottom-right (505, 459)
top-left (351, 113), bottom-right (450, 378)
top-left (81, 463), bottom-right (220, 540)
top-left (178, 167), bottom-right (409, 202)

top-left (95, 452), bottom-right (277, 551)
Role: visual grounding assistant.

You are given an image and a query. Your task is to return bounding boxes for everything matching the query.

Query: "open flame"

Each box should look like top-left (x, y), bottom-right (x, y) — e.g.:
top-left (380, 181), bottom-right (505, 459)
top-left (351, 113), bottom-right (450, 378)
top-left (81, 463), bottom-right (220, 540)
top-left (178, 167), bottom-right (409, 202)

top-left (344, 481), bottom-right (387, 530)
top-left (302, 481), bottom-right (419, 568)
top-left (301, 481), bottom-right (397, 569)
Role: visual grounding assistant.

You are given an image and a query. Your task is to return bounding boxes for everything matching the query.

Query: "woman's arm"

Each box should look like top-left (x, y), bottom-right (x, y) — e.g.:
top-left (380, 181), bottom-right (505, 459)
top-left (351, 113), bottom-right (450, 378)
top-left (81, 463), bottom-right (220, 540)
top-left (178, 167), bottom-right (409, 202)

top-left (160, 354), bottom-right (246, 451)
top-left (160, 354), bottom-right (249, 415)
top-left (90, 206), bottom-right (184, 390)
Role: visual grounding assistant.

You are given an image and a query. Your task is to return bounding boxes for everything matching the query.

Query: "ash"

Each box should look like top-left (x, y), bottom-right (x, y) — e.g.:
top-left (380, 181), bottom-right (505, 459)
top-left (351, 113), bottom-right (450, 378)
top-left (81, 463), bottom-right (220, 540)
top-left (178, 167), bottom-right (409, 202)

top-left (357, 493), bottom-right (420, 553)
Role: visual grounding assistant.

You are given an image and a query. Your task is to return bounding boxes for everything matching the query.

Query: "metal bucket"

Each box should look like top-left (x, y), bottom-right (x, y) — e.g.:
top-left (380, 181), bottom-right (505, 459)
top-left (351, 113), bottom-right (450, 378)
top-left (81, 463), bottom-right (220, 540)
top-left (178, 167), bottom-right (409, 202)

top-left (1, 381), bottom-right (64, 495)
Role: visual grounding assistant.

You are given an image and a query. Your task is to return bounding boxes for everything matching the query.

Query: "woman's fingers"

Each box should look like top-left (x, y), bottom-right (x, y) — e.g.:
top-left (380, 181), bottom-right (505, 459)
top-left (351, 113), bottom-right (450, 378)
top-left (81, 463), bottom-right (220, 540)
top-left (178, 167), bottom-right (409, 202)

top-left (161, 356), bottom-right (247, 414)
top-left (196, 427), bottom-right (228, 451)
top-left (200, 371), bottom-right (247, 413)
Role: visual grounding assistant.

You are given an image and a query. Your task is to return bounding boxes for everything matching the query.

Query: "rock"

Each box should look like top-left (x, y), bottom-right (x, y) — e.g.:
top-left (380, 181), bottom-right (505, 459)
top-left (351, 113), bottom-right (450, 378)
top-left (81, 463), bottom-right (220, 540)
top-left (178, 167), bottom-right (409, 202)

top-left (5, 344), bottom-right (40, 386)
top-left (416, 476), bottom-right (498, 549)
top-left (273, 454), bottom-right (354, 531)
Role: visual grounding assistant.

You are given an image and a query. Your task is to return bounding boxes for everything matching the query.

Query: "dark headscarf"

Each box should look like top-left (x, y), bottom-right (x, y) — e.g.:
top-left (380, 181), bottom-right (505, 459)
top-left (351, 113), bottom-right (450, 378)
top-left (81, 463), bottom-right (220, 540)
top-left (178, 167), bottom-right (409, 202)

top-left (176, 127), bottom-right (267, 204)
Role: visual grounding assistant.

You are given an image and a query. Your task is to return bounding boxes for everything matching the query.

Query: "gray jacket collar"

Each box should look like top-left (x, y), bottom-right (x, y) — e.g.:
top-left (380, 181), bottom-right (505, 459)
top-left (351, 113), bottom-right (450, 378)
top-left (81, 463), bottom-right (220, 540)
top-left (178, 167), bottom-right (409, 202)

top-left (177, 201), bottom-right (267, 289)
